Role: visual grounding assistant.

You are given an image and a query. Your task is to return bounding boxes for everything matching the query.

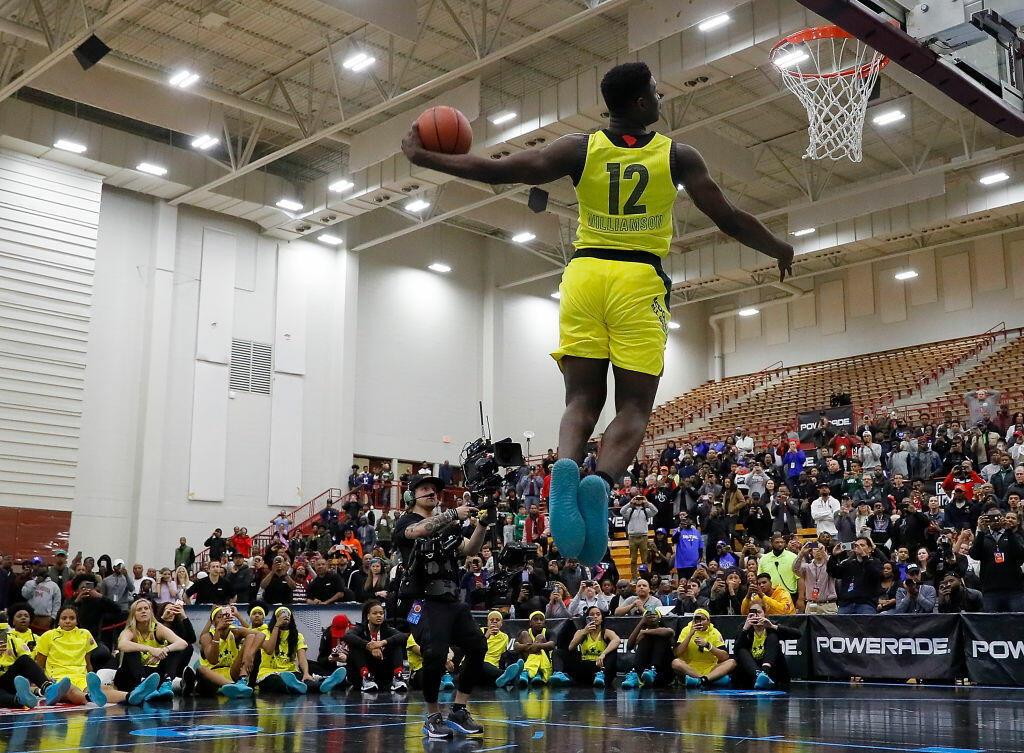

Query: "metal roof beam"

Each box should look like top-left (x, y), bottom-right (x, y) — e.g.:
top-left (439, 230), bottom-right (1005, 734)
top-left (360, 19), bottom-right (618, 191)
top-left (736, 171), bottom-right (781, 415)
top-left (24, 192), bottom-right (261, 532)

top-left (166, 0), bottom-right (633, 207)
top-left (0, 0), bottom-right (145, 104)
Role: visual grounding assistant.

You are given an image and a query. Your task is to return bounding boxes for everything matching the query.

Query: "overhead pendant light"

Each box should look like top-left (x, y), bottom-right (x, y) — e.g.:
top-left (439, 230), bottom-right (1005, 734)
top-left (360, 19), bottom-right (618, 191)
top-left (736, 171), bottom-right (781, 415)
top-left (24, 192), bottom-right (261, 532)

top-left (668, 321), bottom-right (681, 329)
top-left (872, 109), bottom-right (905, 126)
top-left (342, 52), bottom-right (375, 72)
top-left (698, 13), bottom-right (730, 32)
top-left (329, 179), bottom-right (354, 193)
top-left (773, 49), bottom-right (809, 69)
top-left (405, 199), bottom-right (430, 212)
top-left (791, 228), bottom-right (815, 237)
top-left (276, 198), bottom-right (303, 212)
top-left (135, 162), bottom-right (168, 176)
top-left (511, 231), bottom-right (535, 243)
top-left (894, 270), bottom-right (918, 281)
top-left (191, 134), bottom-right (219, 150)
top-left (737, 307), bottom-right (760, 317)
top-left (168, 69), bottom-right (200, 89)
top-left (551, 291), bottom-right (561, 300)
top-left (490, 111), bottom-right (516, 125)
top-left (53, 139), bottom-right (87, 153)
top-left (428, 262), bottom-right (451, 273)
top-left (979, 171), bottom-right (1009, 185)
top-left (318, 234), bottom-right (343, 246)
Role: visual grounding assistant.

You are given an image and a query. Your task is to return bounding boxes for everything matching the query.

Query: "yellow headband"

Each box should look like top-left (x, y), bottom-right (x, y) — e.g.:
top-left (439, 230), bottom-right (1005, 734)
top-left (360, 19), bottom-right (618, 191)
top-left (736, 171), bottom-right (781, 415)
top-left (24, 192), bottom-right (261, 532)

top-left (692, 608), bottom-right (711, 622)
top-left (249, 606), bottom-right (265, 617)
top-left (487, 611), bottom-right (503, 621)
top-left (211, 606), bottom-right (225, 620)
top-left (529, 611), bottom-right (544, 621)
top-left (275, 607), bottom-right (291, 618)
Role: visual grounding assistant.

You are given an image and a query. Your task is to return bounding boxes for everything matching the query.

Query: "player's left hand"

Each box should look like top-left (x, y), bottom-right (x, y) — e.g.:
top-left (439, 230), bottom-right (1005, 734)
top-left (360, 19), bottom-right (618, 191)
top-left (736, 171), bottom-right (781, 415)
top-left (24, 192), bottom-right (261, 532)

top-left (778, 243), bottom-right (794, 281)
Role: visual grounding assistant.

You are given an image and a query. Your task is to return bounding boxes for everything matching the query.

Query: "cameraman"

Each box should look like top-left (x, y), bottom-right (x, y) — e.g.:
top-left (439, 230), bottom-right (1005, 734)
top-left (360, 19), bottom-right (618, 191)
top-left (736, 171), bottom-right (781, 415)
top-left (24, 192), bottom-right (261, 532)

top-left (936, 572), bottom-right (983, 613)
top-left (969, 504), bottom-right (1024, 612)
top-left (396, 475), bottom-right (488, 739)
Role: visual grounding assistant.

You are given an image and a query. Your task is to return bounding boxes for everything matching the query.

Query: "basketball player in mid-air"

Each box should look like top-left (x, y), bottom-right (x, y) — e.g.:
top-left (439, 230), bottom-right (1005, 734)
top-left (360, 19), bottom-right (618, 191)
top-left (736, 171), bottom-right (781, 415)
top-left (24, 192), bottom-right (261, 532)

top-left (403, 62), bottom-right (793, 565)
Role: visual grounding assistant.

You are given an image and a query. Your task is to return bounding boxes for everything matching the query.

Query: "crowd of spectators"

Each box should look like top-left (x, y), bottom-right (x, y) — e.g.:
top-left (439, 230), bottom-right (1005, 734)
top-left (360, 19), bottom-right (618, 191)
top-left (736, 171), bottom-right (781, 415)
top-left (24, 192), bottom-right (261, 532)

top-left (1, 393), bottom-right (1021, 707)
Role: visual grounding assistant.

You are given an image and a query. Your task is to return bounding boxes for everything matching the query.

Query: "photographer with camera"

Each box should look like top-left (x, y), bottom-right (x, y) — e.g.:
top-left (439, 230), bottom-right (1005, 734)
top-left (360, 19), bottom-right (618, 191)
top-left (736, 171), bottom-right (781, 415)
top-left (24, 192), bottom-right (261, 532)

top-left (827, 537), bottom-right (885, 615)
top-left (969, 504), bottom-right (1024, 612)
top-left (942, 460), bottom-right (984, 500)
top-left (395, 474), bottom-right (489, 739)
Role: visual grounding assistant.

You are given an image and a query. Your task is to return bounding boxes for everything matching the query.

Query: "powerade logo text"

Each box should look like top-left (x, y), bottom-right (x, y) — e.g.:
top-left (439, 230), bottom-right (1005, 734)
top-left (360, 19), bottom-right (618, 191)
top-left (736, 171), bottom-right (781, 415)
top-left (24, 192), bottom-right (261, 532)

top-left (972, 640), bottom-right (1024, 659)
top-left (723, 638), bottom-right (801, 656)
top-left (816, 637), bottom-right (950, 655)
top-left (799, 417), bottom-right (852, 431)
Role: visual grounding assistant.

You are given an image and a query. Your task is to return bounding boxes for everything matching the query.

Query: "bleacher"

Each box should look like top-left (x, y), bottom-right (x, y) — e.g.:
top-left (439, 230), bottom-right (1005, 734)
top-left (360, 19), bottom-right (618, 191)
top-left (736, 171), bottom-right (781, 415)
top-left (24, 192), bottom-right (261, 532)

top-left (645, 368), bottom-right (778, 439)
top-left (648, 333), bottom-right (996, 452)
top-left (902, 332), bottom-right (1024, 426)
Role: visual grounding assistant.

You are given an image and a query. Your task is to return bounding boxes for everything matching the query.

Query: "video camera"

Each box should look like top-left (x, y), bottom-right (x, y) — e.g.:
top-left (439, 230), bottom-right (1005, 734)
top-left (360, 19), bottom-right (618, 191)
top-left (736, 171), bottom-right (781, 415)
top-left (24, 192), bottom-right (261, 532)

top-left (481, 541), bottom-right (539, 608)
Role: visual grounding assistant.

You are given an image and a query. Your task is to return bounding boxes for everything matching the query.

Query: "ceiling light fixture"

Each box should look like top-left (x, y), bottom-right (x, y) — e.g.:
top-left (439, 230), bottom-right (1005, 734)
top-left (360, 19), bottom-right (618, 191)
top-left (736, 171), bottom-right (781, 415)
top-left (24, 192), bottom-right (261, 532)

top-left (979, 171), bottom-right (1009, 185)
top-left (551, 291), bottom-right (561, 300)
top-left (737, 307), bottom-right (760, 317)
top-left (490, 111), bottom-right (516, 125)
top-left (191, 134), bottom-right (219, 150)
top-left (872, 109), bottom-right (905, 125)
top-left (405, 199), bottom-right (429, 212)
top-left (511, 231), bottom-right (535, 243)
top-left (676, 183), bottom-right (685, 191)
top-left (329, 179), bottom-right (354, 193)
top-left (342, 52), bottom-right (375, 72)
top-left (428, 262), bottom-right (451, 273)
top-left (53, 139), bottom-right (87, 154)
top-left (135, 162), bottom-right (168, 176)
top-left (894, 270), bottom-right (918, 281)
top-left (276, 198), bottom-right (303, 212)
top-left (668, 321), bottom-right (681, 329)
top-left (168, 69), bottom-right (200, 89)
top-left (318, 234), bottom-right (343, 246)
top-left (698, 13), bottom-right (731, 31)
top-left (773, 49), bottom-right (809, 68)
top-left (791, 227), bottom-right (815, 237)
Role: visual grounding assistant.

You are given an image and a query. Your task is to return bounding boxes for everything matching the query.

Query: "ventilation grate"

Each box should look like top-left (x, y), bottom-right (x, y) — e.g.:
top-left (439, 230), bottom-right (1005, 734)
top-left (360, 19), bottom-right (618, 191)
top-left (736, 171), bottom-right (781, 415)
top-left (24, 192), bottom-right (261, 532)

top-left (230, 339), bottom-right (273, 395)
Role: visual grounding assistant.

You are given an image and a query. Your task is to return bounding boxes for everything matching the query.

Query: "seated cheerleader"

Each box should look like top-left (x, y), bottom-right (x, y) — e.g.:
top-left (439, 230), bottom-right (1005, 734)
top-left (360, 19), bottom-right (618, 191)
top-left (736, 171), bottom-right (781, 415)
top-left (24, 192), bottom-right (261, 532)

top-left (34, 604), bottom-right (127, 707)
top-left (512, 612), bottom-right (555, 687)
top-left (0, 622), bottom-right (50, 709)
top-left (254, 607), bottom-right (336, 695)
top-left (196, 605), bottom-right (264, 698)
top-left (114, 599), bottom-right (189, 704)
top-left (731, 598), bottom-right (802, 690)
top-left (343, 600), bottom-right (407, 693)
top-left (551, 606), bottom-right (621, 688)
top-left (7, 604), bottom-right (37, 653)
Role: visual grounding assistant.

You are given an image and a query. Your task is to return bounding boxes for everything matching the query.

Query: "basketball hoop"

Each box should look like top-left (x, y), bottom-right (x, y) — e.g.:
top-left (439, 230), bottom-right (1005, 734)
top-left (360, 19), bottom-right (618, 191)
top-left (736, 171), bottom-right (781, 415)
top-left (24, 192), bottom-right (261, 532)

top-left (770, 25), bottom-right (889, 162)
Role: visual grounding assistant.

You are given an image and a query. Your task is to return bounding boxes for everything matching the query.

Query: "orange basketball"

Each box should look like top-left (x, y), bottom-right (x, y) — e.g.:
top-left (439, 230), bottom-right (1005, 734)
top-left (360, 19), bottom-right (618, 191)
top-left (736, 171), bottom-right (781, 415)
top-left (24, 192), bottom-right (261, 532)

top-left (416, 106), bottom-right (473, 155)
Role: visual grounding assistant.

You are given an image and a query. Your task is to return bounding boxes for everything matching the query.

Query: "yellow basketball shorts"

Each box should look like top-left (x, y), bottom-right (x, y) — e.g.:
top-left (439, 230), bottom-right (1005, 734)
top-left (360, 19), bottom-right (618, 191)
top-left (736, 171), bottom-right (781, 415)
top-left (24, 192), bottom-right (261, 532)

top-left (550, 251), bottom-right (671, 376)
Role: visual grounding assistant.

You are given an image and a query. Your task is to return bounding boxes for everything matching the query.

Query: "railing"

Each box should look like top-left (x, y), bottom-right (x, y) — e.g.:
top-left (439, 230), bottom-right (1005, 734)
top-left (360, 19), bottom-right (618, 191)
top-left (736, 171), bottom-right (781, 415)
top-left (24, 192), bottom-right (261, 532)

top-left (191, 480), bottom-right (473, 573)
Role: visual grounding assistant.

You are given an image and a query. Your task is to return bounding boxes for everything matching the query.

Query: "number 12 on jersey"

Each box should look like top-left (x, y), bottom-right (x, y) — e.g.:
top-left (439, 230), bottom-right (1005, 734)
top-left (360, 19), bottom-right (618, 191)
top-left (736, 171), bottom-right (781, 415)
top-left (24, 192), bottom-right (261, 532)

top-left (606, 162), bottom-right (648, 215)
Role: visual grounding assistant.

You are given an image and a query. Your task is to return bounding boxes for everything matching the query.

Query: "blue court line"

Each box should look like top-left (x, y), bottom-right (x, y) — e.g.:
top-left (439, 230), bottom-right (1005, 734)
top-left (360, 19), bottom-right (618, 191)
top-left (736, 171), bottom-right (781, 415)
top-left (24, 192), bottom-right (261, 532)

top-left (477, 746), bottom-right (517, 752)
top-left (474, 717), bottom-right (985, 753)
top-left (4, 721), bottom-right (411, 753)
top-left (915, 748), bottom-right (983, 753)
top-left (532, 731), bottom-right (544, 738)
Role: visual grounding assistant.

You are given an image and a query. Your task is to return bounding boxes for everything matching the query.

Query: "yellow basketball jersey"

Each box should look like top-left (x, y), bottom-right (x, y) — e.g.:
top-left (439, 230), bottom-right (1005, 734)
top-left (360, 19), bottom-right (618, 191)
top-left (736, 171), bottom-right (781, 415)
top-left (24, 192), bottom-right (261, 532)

top-left (574, 130), bottom-right (676, 258)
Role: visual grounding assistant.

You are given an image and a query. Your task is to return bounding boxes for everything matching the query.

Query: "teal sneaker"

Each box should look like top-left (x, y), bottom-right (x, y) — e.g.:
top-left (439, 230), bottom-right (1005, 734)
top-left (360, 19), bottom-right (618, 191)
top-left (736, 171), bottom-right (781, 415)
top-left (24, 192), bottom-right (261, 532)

top-left (684, 675), bottom-right (701, 688)
top-left (754, 671), bottom-right (774, 689)
top-left (518, 670), bottom-right (530, 687)
top-left (548, 671), bottom-right (571, 687)
top-left (496, 660), bottom-right (523, 688)
top-left (146, 680), bottom-right (174, 703)
top-left (621, 670), bottom-right (640, 689)
top-left (593, 671), bottom-right (605, 688)
top-left (14, 676), bottom-right (38, 708)
top-left (85, 672), bottom-right (107, 707)
top-left (548, 459), bottom-right (584, 558)
top-left (711, 675), bottom-right (731, 688)
top-left (220, 679), bottom-right (254, 699)
top-left (577, 474), bottom-right (611, 566)
top-left (280, 672), bottom-right (308, 694)
top-left (439, 673), bottom-right (455, 691)
top-left (45, 677), bottom-right (72, 705)
top-left (640, 668), bottom-right (656, 687)
top-left (127, 673), bottom-right (160, 706)
top-left (320, 666), bottom-right (347, 693)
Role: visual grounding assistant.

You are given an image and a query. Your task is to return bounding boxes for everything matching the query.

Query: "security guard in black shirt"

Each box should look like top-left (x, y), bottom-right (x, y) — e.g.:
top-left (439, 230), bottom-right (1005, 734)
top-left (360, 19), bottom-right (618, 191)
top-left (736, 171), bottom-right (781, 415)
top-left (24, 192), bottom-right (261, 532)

top-left (395, 474), bottom-right (489, 739)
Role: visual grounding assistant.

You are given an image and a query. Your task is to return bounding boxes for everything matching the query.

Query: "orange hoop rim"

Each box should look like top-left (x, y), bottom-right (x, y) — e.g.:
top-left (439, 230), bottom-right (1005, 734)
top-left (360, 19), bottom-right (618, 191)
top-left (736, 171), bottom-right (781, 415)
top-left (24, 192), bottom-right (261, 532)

top-left (770, 24), bottom-right (890, 80)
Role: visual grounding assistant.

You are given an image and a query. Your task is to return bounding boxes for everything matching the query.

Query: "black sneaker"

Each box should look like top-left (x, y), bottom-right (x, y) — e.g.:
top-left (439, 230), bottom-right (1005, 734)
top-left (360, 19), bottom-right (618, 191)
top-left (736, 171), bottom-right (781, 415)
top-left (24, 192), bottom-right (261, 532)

top-left (422, 712), bottom-right (453, 739)
top-left (446, 707), bottom-right (484, 735)
top-left (182, 666), bottom-right (196, 696)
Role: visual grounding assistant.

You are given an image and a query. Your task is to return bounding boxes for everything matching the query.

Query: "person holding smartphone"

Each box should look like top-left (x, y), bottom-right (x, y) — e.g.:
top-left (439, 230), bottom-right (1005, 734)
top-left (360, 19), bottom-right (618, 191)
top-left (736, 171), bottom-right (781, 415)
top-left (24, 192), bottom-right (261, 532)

top-left (554, 607), bottom-right (620, 687)
top-left (792, 540), bottom-right (837, 614)
top-left (731, 599), bottom-right (802, 690)
top-left (567, 579), bottom-right (609, 616)
top-left (969, 504), bottom-right (1024, 611)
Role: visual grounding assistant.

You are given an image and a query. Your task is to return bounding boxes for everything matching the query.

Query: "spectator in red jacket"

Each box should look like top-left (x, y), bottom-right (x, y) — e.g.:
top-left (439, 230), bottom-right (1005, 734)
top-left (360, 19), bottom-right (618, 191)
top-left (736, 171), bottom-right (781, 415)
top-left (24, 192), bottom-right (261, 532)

top-left (524, 508), bottom-right (549, 548)
top-left (942, 460), bottom-right (985, 500)
top-left (231, 528), bottom-right (252, 558)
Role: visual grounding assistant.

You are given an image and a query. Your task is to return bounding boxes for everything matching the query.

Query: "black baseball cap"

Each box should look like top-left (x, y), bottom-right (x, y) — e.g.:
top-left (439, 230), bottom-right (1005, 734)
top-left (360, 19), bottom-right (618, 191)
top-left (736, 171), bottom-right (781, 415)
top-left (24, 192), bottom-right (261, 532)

top-left (409, 474), bottom-right (444, 496)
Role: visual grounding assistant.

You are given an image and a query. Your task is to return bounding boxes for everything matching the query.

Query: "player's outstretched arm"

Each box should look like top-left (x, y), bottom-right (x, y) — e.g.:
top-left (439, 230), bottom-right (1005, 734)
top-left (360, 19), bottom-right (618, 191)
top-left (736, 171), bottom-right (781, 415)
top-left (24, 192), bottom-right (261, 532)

top-left (675, 143), bottom-right (794, 281)
top-left (402, 124), bottom-right (582, 186)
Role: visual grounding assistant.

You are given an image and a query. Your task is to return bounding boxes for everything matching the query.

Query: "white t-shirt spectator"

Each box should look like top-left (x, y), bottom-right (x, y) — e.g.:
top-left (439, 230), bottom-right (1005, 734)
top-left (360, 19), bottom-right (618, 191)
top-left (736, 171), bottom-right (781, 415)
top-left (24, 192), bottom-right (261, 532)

top-left (811, 495), bottom-right (841, 536)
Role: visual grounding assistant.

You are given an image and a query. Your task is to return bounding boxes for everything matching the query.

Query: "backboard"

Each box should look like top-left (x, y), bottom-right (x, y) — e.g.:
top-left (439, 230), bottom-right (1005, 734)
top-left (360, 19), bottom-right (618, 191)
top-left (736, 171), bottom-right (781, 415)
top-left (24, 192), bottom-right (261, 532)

top-left (790, 0), bottom-right (1024, 136)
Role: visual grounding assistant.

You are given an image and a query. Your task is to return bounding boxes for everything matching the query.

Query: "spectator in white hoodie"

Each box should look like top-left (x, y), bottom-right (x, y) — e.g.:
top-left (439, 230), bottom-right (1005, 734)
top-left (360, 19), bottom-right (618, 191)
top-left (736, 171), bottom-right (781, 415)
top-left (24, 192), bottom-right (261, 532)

top-left (21, 564), bottom-right (61, 627)
top-left (810, 483), bottom-right (841, 537)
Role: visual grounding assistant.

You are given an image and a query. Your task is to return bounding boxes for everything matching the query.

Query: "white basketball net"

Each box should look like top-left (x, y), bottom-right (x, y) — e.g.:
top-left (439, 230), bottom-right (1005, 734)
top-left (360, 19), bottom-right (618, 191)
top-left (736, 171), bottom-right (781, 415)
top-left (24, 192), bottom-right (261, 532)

top-left (772, 32), bottom-right (888, 162)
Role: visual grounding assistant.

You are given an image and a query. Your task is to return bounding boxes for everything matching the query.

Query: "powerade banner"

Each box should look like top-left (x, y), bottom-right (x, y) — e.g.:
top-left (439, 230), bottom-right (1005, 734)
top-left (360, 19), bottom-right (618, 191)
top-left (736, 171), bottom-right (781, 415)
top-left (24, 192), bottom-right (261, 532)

top-left (810, 614), bottom-right (960, 680)
top-left (798, 406), bottom-right (855, 444)
top-left (962, 613), bottom-right (1024, 686)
